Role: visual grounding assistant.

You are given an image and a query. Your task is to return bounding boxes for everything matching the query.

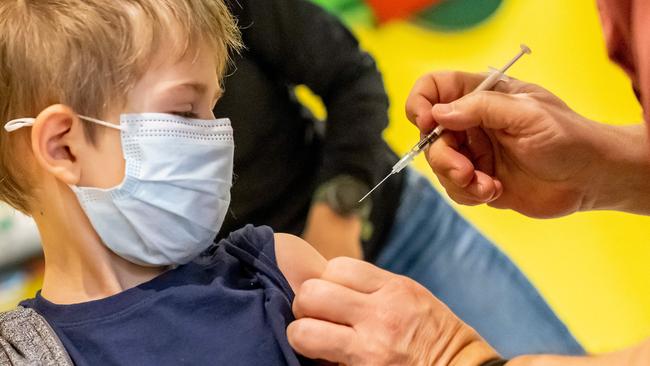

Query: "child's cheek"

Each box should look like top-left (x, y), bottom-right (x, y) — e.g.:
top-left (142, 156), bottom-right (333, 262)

top-left (78, 130), bottom-right (125, 189)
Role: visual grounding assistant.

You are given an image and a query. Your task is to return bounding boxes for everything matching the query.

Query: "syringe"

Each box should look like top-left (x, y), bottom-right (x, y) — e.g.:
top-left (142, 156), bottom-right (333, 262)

top-left (359, 44), bottom-right (532, 203)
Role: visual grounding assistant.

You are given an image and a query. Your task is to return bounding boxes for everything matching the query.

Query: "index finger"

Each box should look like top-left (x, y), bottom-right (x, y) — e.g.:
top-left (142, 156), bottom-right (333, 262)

top-left (287, 318), bottom-right (356, 365)
top-left (320, 257), bottom-right (394, 294)
top-left (405, 71), bottom-right (539, 133)
top-left (405, 71), bottom-right (488, 133)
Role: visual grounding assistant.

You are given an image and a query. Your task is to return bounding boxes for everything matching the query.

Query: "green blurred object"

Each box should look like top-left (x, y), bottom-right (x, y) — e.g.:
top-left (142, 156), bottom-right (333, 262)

top-left (310, 0), bottom-right (375, 26)
top-left (310, 0), bottom-right (359, 12)
top-left (0, 217), bottom-right (12, 231)
top-left (417, 0), bottom-right (503, 31)
top-left (309, 0), bottom-right (502, 30)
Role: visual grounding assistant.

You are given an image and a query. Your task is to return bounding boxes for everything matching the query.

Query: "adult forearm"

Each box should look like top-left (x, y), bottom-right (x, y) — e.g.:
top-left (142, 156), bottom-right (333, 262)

top-left (302, 203), bottom-right (363, 259)
top-left (582, 122), bottom-right (650, 215)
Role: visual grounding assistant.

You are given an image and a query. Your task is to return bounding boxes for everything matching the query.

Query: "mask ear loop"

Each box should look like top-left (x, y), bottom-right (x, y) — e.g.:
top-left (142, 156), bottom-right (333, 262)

top-left (78, 115), bottom-right (122, 131)
top-left (4, 118), bottom-right (35, 132)
top-left (4, 115), bottom-right (122, 132)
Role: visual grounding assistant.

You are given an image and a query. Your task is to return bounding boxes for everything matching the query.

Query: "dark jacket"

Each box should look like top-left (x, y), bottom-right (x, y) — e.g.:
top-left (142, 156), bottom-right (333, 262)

top-left (217, 0), bottom-right (404, 260)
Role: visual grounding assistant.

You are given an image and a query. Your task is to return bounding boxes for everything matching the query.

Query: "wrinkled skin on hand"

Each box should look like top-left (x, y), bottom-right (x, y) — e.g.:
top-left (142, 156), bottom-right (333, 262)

top-left (287, 257), bottom-right (498, 366)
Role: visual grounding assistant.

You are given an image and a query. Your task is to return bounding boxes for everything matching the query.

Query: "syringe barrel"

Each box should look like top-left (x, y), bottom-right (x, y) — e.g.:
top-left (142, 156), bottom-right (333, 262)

top-left (475, 69), bottom-right (504, 92)
top-left (392, 152), bottom-right (415, 174)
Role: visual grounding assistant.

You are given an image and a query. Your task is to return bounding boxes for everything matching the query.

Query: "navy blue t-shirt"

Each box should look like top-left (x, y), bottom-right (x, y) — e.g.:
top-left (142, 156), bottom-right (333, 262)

top-left (21, 225), bottom-right (315, 366)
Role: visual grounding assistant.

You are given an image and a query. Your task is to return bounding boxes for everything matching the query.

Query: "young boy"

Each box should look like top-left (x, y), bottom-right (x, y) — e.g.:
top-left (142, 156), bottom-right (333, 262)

top-left (0, 0), bottom-right (326, 364)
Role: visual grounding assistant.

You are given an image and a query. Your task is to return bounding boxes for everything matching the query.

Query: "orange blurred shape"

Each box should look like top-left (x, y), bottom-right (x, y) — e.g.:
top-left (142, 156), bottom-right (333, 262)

top-left (364, 0), bottom-right (443, 23)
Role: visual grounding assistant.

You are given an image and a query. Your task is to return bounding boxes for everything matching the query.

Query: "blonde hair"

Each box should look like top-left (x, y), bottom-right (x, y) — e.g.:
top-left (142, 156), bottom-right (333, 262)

top-left (0, 0), bottom-right (242, 214)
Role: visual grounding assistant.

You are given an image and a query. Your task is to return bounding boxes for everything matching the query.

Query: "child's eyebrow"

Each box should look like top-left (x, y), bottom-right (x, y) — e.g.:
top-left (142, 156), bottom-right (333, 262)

top-left (168, 82), bottom-right (222, 101)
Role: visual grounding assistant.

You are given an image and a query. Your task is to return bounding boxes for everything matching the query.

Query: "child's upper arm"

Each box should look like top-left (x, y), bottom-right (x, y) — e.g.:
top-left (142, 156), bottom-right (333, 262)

top-left (274, 233), bottom-right (327, 293)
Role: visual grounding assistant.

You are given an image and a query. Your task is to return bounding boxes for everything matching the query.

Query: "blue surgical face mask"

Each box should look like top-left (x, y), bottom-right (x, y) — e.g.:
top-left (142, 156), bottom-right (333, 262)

top-left (5, 113), bottom-right (234, 266)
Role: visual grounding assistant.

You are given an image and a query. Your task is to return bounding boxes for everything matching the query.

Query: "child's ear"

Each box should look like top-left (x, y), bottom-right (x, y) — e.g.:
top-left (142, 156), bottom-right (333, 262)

top-left (31, 104), bottom-right (85, 186)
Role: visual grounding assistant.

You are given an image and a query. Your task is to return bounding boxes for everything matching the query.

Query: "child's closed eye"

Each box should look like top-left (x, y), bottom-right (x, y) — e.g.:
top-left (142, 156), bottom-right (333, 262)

top-left (170, 111), bottom-right (199, 119)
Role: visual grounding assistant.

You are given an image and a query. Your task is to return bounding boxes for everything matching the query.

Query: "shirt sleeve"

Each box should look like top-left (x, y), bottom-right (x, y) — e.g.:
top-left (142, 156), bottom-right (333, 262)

top-left (220, 225), bottom-right (295, 300)
top-left (229, 0), bottom-right (391, 188)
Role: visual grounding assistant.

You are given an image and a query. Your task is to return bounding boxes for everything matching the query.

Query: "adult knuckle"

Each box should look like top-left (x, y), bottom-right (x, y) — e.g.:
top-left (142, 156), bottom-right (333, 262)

top-left (359, 344), bottom-right (389, 366)
top-left (447, 70), bottom-right (467, 84)
top-left (519, 92), bottom-right (546, 111)
top-left (437, 70), bottom-right (455, 79)
top-left (522, 96), bottom-right (554, 125)
top-left (297, 279), bottom-right (322, 305)
top-left (475, 91), bottom-right (496, 114)
top-left (326, 256), bottom-right (355, 273)
top-left (391, 275), bottom-right (415, 290)
top-left (413, 73), bottom-right (435, 91)
top-left (394, 275), bottom-right (431, 304)
top-left (425, 149), bottom-right (445, 171)
top-left (382, 275), bottom-right (403, 293)
top-left (339, 339), bottom-right (359, 364)
top-left (381, 311), bottom-right (405, 337)
top-left (364, 332), bottom-right (409, 366)
top-left (405, 104), bottom-right (416, 121)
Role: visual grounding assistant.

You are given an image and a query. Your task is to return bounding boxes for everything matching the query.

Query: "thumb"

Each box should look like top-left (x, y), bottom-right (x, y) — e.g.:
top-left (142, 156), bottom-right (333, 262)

top-left (432, 91), bottom-right (523, 132)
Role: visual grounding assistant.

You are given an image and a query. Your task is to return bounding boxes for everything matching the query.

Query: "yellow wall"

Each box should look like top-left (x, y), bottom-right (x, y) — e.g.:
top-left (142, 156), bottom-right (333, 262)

top-left (300, 0), bottom-right (650, 354)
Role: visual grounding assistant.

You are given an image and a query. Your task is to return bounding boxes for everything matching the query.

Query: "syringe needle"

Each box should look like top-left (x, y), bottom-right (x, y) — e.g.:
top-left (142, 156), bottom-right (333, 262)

top-left (359, 173), bottom-right (392, 203)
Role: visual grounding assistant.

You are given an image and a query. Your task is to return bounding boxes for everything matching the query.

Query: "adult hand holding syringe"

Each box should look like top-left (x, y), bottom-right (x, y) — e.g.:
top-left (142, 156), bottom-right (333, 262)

top-left (359, 44), bottom-right (532, 203)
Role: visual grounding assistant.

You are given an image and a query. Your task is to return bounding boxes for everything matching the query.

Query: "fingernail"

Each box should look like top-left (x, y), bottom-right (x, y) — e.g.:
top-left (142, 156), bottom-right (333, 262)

top-left (487, 190), bottom-right (498, 202)
top-left (433, 103), bottom-right (452, 115)
top-left (477, 184), bottom-right (494, 202)
top-left (477, 183), bottom-right (486, 198)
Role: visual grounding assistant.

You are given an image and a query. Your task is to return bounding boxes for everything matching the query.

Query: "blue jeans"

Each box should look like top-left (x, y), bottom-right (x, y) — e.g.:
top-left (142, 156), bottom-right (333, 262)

top-left (375, 170), bottom-right (584, 358)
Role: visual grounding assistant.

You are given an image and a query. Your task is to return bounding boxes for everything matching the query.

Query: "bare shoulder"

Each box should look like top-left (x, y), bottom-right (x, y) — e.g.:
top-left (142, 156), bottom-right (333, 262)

top-left (274, 233), bottom-right (327, 293)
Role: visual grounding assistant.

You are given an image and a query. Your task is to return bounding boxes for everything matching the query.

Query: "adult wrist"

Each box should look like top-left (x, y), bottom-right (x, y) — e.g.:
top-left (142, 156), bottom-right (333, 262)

top-left (313, 175), bottom-right (370, 217)
top-left (582, 122), bottom-right (650, 214)
top-left (312, 175), bottom-right (374, 240)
